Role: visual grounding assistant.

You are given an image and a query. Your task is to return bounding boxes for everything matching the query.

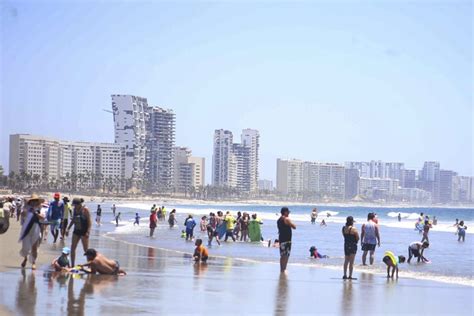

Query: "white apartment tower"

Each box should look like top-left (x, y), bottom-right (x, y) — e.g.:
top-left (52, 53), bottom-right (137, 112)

top-left (241, 129), bottom-right (260, 192)
top-left (212, 129), bottom-right (260, 193)
top-left (111, 94), bottom-right (148, 180)
top-left (146, 106), bottom-right (176, 192)
top-left (212, 129), bottom-right (234, 187)
top-left (276, 159), bottom-right (304, 194)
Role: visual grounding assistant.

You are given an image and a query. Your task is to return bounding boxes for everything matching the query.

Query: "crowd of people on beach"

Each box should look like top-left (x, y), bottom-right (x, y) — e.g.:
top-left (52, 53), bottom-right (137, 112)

top-left (0, 193), bottom-right (126, 275)
top-left (0, 194), bottom-right (469, 281)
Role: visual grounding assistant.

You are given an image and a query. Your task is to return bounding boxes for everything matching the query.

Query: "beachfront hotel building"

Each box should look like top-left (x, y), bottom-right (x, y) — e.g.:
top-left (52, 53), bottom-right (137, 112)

top-left (418, 161), bottom-right (441, 203)
top-left (212, 129), bottom-right (260, 193)
top-left (173, 147), bottom-right (205, 193)
top-left (9, 134), bottom-right (125, 188)
top-left (302, 162), bottom-right (345, 199)
top-left (258, 179), bottom-right (274, 191)
top-left (276, 159), bottom-right (304, 195)
top-left (345, 168), bottom-right (360, 200)
top-left (111, 94), bottom-right (175, 192)
top-left (146, 106), bottom-right (176, 192)
top-left (345, 161), bottom-right (404, 181)
top-left (111, 94), bottom-right (148, 181)
top-left (359, 177), bottom-right (400, 200)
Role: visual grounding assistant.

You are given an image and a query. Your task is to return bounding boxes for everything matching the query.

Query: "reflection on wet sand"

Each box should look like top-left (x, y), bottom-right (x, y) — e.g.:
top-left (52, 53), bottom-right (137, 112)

top-left (274, 274), bottom-right (289, 316)
top-left (341, 281), bottom-right (354, 316)
top-left (16, 270), bottom-right (37, 316)
top-left (193, 263), bottom-right (208, 277)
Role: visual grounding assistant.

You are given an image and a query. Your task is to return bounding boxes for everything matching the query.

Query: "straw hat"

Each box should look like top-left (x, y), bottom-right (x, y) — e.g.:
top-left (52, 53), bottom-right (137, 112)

top-left (26, 194), bottom-right (45, 205)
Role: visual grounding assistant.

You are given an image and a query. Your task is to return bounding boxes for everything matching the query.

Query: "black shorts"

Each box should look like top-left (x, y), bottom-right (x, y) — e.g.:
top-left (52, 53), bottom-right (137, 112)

top-left (344, 243), bottom-right (357, 256)
top-left (362, 243), bottom-right (376, 251)
top-left (409, 247), bottom-right (420, 257)
top-left (279, 241), bottom-right (292, 257)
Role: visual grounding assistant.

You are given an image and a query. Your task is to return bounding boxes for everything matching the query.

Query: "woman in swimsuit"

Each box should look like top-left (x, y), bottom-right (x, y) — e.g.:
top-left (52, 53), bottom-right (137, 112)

top-left (342, 216), bottom-right (359, 280)
top-left (66, 198), bottom-right (91, 267)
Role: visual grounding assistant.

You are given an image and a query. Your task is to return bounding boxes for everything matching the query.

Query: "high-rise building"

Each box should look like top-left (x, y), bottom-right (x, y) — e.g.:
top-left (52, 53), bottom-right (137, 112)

top-left (302, 162), bottom-right (345, 199)
top-left (111, 94), bottom-right (148, 181)
top-left (345, 161), bottom-right (370, 178)
top-left (452, 176), bottom-right (473, 203)
top-left (146, 106), bottom-right (176, 192)
top-left (276, 159), bottom-right (304, 195)
top-left (112, 95), bottom-right (176, 191)
top-left (345, 161), bottom-right (404, 181)
top-left (173, 147), bottom-right (205, 193)
top-left (345, 168), bottom-right (360, 200)
top-left (419, 161), bottom-right (441, 203)
top-left (258, 179), bottom-right (274, 191)
top-left (359, 177), bottom-right (399, 200)
top-left (241, 129), bottom-right (260, 192)
top-left (212, 129), bottom-right (259, 193)
top-left (10, 134), bottom-right (125, 189)
top-left (397, 188), bottom-right (432, 204)
top-left (439, 170), bottom-right (457, 203)
top-left (212, 129), bottom-right (234, 187)
top-left (401, 169), bottom-right (416, 188)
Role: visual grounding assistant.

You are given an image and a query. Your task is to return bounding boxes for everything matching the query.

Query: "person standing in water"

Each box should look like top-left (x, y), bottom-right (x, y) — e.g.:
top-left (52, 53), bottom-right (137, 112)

top-left (47, 192), bottom-right (64, 243)
top-left (360, 212), bottom-right (380, 266)
top-left (398, 213), bottom-right (402, 222)
top-left (111, 204), bottom-right (116, 218)
top-left (457, 221), bottom-right (467, 242)
top-left (95, 204), bottom-right (102, 226)
top-left (115, 212), bottom-right (121, 227)
top-left (168, 209), bottom-right (176, 228)
top-left (149, 209), bottom-right (157, 237)
top-left (277, 207), bottom-right (296, 274)
top-left (342, 216), bottom-right (359, 280)
top-left (134, 213), bottom-right (140, 226)
top-left (311, 208), bottom-right (318, 225)
top-left (66, 198), bottom-right (91, 267)
top-left (421, 220), bottom-right (432, 243)
top-left (19, 194), bottom-right (46, 270)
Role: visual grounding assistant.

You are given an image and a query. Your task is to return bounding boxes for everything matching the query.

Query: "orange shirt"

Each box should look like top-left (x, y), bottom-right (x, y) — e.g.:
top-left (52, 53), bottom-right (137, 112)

top-left (196, 245), bottom-right (208, 257)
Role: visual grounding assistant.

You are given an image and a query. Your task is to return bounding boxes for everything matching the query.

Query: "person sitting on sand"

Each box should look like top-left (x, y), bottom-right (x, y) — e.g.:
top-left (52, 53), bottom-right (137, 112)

top-left (320, 219), bottom-right (327, 227)
top-left (193, 239), bottom-right (209, 263)
top-left (309, 246), bottom-right (328, 259)
top-left (382, 251), bottom-right (405, 279)
top-left (407, 241), bottom-right (429, 263)
top-left (457, 221), bottom-right (467, 242)
top-left (80, 248), bottom-right (126, 275)
top-left (52, 247), bottom-right (71, 272)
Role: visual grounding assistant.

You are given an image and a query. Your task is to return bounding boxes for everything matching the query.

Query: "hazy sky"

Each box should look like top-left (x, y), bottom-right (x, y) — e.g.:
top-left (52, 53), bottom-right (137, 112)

top-left (1, 0), bottom-right (472, 183)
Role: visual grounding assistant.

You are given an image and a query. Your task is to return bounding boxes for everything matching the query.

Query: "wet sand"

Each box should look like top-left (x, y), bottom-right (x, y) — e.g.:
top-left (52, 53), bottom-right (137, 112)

top-left (0, 216), bottom-right (59, 315)
top-left (0, 227), bottom-right (472, 315)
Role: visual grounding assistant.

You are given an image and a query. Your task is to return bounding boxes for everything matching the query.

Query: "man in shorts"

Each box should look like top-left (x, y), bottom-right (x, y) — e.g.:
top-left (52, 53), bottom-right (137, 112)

top-left (360, 212), bottom-right (381, 265)
top-left (277, 207), bottom-right (296, 273)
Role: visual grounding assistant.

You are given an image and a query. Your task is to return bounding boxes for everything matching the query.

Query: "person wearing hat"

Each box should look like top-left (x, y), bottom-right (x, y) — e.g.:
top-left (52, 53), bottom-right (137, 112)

top-left (52, 247), bottom-right (72, 272)
top-left (47, 192), bottom-right (64, 243)
top-left (342, 216), bottom-right (359, 280)
top-left (277, 207), bottom-right (296, 273)
top-left (60, 197), bottom-right (72, 240)
top-left (66, 198), bottom-right (91, 267)
top-left (19, 194), bottom-right (46, 270)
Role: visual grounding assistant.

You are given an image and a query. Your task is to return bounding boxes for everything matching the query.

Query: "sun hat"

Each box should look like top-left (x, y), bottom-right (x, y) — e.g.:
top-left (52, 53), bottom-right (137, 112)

top-left (26, 194), bottom-right (45, 205)
top-left (62, 247), bottom-right (71, 255)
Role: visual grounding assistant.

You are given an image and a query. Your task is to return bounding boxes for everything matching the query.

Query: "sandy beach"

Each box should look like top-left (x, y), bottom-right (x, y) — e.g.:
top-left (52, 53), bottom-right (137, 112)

top-left (1, 217), bottom-right (473, 315)
top-left (0, 216), bottom-right (59, 315)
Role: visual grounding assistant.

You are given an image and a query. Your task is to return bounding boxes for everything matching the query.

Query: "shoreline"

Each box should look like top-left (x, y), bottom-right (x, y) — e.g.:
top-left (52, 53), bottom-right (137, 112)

top-left (11, 191), bottom-right (474, 210)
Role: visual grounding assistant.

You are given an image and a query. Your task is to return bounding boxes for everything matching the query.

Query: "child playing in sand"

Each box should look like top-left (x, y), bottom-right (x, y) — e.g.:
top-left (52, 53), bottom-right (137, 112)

top-left (320, 219), bottom-right (327, 227)
top-left (52, 247), bottom-right (71, 272)
top-left (309, 246), bottom-right (329, 259)
top-left (382, 251), bottom-right (405, 278)
top-left (181, 230), bottom-right (186, 238)
top-left (407, 241), bottom-right (429, 263)
top-left (193, 239), bottom-right (209, 263)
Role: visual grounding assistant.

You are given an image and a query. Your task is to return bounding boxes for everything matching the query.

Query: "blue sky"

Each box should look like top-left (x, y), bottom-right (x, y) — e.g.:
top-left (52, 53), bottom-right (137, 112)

top-left (1, 0), bottom-right (472, 183)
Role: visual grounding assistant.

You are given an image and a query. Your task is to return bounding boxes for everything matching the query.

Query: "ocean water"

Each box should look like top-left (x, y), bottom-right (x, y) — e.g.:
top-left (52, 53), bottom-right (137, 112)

top-left (92, 201), bottom-right (473, 287)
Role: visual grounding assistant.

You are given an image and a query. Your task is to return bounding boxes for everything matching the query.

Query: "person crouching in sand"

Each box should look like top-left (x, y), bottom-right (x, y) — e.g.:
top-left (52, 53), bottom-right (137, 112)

top-left (52, 247), bottom-right (72, 272)
top-left (382, 251), bottom-right (405, 279)
top-left (80, 248), bottom-right (126, 275)
top-left (193, 239), bottom-right (208, 263)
